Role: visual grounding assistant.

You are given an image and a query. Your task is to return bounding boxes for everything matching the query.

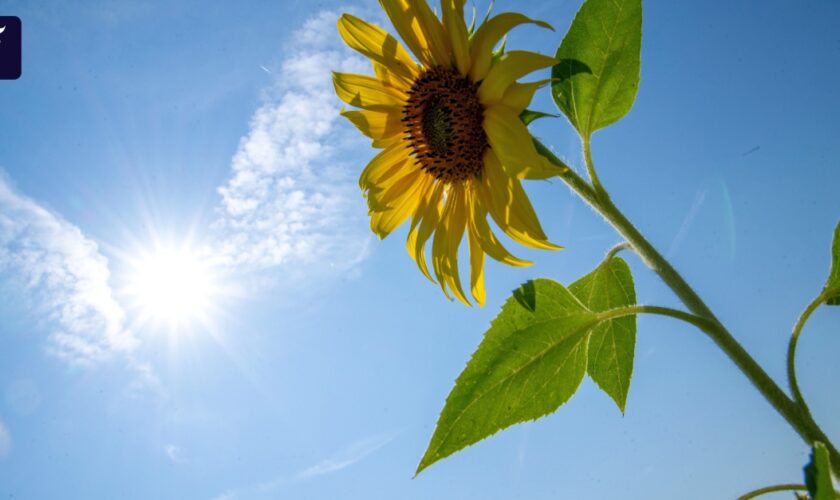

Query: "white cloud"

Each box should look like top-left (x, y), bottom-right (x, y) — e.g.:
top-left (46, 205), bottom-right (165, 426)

top-left (213, 10), bottom-right (371, 276)
top-left (297, 432), bottom-right (396, 480)
top-left (165, 444), bottom-right (186, 464)
top-left (0, 175), bottom-right (137, 366)
top-left (213, 431), bottom-right (396, 500)
top-left (0, 420), bottom-right (11, 459)
top-left (0, 8), bottom-right (377, 375)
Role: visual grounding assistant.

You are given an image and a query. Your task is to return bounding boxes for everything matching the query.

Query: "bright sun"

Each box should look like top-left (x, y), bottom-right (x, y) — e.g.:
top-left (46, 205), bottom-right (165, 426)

top-left (126, 245), bottom-right (219, 329)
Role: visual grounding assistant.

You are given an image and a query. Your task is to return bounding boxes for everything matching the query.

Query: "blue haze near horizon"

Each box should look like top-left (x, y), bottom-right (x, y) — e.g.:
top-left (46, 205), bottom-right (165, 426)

top-left (0, 0), bottom-right (838, 498)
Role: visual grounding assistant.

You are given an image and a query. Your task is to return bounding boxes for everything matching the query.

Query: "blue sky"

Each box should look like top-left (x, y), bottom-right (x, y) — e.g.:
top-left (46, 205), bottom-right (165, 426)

top-left (0, 0), bottom-right (839, 498)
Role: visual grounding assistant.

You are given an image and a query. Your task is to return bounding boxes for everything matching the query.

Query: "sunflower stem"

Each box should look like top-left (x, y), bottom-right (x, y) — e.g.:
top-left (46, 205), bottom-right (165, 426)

top-left (736, 483), bottom-right (809, 500)
top-left (788, 293), bottom-right (827, 415)
top-left (787, 291), bottom-right (833, 453)
top-left (582, 135), bottom-right (608, 200)
top-left (534, 138), bottom-right (840, 478)
top-left (605, 241), bottom-right (632, 261)
top-left (596, 305), bottom-right (717, 334)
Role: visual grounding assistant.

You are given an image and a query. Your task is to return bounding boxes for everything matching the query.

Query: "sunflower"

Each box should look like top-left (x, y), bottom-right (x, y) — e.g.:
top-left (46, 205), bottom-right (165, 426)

top-left (334, 0), bottom-right (563, 306)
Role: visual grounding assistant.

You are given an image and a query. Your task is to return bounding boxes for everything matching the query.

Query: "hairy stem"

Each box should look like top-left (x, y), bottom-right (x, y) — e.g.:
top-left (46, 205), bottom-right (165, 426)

top-left (582, 135), bottom-right (606, 197)
top-left (597, 305), bottom-right (717, 334)
top-left (785, 291), bottom-right (838, 476)
top-left (787, 292), bottom-right (827, 418)
top-left (535, 138), bottom-right (840, 478)
top-left (605, 241), bottom-right (632, 261)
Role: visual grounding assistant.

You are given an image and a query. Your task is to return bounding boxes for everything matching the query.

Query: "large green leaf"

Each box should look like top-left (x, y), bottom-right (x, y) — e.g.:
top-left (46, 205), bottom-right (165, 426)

top-left (825, 221), bottom-right (840, 306)
top-left (417, 279), bottom-right (596, 474)
top-left (551, 0), bottom-right (642, 137)
top-left (569, 257), bottom-right (636, 412)
top-left (804, 442), bottom-right (835, 500)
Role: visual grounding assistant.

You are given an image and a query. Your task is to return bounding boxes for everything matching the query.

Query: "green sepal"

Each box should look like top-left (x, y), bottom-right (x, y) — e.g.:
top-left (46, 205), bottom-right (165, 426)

top-left (520, 109), bottom-right (560, 126)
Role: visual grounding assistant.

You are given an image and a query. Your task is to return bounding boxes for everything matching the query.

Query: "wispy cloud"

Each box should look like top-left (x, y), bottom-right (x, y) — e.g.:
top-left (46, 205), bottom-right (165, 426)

top-left (0, 419), bottom-right (11, 459)
top-left (165, 444), bottom-right (186, 464)
top-left (213, 10), bottom-right (371, 277)
top-left (1, 8), bottom-right (374, 374)
top-left (297, 431), bottom-right (396, 480)
top-left (0, 175), bottom-right (137, 366)
top-left (213, 431), bottom-right (397, 500)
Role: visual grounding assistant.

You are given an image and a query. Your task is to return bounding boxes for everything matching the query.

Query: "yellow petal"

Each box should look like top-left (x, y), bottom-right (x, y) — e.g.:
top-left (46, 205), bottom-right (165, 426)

top-left (484, 104), bottom-right (551, 179)
top-left (445, 185), bottom-right (471, 305)
top-left (340, 108), bottom-right (403, 144)
top-left (499, 79), bottom-right (549, 113)
top-left (368, 167), bottom-right (423, 211)
top-left (441, 0), bottom-right (471, 75)
top-left (431, 194), bottom-right (453, 300)
top-left (465, 188), bottom-right (486, 306)
top-left (432, 183), bottom-right (470, 305)
top-left (337, 14), bottom-right (418, 85)
top-left (372, 61), bottom-right (410, 91)
top-left (506, 179), bottom-right (561, 249)
top-left (469, 193), bottom-right (532, 267)
top-left (333, 72), bottom-right (406, 111)
top-left (358, 139), bottom-right (411, 189)
top-left (407, 180), bottom-right (445, 282)
top-left (477, 51), bottom-right (557, 105)
top-left (364, 153), bottom-right (422, 204)
top-left (469, 13), bottom-right (553, 82)
top-left (379, 0), bottom-right (435, 67)
top-left (524, 156), bottom-right (568, 181)
top-left (480, 151), bottom-right (561, 251)
top-left (372, 136), bottom-right (400, 149)
top-left (407, 0), bottom-right (452, 67)
top-left (370, 172), bottom-right (428, 238)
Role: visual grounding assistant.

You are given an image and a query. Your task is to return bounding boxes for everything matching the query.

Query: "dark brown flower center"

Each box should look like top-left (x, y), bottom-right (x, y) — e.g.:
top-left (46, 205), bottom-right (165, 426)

top-left (402, 66), bottom-right (489, 183)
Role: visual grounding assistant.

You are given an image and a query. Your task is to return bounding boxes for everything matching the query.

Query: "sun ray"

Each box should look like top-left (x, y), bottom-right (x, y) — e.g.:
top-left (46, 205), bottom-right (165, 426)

top-left (121, 241), bottom-right (225, 335)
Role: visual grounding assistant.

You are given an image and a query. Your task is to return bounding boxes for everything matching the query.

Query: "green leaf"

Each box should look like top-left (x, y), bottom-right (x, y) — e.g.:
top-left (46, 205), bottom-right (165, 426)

top-left (804, 442), bottom-right (835, 500)
top-left (520, 109), bottom-right (560, 126)
top-left (569, 257), bottom-right (636, 412)
top-left (825, 221), bottom-right (840, 306)
top-left (551, 0), bottom-right (642, 137)
top-left (417, 279), bottom-right (596, 474)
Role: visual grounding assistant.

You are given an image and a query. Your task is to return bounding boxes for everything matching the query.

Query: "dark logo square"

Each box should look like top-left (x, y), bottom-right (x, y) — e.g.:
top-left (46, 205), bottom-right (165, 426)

top-left (0, 16), bottom-right (21, 80)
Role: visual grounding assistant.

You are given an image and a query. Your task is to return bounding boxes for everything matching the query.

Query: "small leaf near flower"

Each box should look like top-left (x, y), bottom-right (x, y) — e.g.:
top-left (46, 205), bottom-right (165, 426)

top-left (551, 0), bottom-right (642, 138)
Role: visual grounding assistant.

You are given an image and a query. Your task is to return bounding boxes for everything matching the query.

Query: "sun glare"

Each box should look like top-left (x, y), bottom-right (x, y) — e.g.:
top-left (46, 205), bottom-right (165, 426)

top-left (126, 245), bottom-right (219, 329)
